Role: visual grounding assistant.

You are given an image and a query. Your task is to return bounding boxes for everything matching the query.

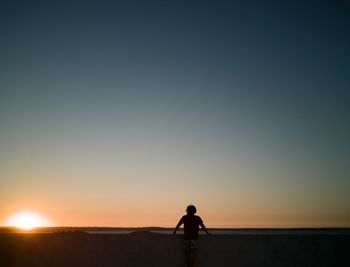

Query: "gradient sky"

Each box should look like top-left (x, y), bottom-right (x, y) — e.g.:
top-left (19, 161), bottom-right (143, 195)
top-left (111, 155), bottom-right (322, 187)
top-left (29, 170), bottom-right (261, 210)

top-left (1, 0), bottom-right (350, 227)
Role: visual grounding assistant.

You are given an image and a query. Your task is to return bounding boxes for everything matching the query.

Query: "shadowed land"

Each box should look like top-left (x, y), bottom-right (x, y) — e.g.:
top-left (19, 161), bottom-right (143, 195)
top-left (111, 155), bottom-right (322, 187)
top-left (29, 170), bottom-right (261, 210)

top-left (1, 229), bottom-right (349, 267)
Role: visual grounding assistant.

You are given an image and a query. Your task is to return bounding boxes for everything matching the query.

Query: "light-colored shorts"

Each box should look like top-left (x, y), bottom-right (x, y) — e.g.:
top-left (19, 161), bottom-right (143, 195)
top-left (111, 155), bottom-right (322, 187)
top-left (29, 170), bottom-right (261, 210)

top-left (183, 239), bottom-right (198, 249)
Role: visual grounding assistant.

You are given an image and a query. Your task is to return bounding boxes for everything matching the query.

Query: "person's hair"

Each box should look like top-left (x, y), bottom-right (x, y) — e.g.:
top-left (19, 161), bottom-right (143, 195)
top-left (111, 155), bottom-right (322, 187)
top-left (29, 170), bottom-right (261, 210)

top-left (186, 205), bottom-right (197, 215)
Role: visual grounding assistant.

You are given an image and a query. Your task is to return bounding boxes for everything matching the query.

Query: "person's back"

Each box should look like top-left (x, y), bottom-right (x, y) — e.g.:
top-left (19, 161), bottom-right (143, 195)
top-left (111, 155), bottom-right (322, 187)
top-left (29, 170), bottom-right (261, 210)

top-left (181, 214), bottom-right (203, 240)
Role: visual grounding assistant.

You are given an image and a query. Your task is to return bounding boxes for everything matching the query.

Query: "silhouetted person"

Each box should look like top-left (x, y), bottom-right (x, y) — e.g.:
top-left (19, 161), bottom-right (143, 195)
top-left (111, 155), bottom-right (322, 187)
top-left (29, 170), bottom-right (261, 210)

top-left (173, 205), bottom-right (209, 267)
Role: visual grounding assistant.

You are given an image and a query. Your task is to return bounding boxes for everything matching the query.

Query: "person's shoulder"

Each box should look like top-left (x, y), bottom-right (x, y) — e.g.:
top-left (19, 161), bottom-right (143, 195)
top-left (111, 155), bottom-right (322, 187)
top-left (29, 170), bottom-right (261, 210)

top-left (195, 215), bottom-right (203, 222)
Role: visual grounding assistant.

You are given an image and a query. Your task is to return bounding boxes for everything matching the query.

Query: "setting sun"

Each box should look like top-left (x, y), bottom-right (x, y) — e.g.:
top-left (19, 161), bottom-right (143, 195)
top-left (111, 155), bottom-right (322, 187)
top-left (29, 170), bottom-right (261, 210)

top-left (5, 211), bottom-right (52, 230)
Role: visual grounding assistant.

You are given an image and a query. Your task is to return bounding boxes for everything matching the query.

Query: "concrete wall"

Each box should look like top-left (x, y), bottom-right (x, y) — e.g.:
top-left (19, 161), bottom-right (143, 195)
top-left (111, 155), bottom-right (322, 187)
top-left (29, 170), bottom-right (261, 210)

top-left (1, 232), bottom-right (349, 267)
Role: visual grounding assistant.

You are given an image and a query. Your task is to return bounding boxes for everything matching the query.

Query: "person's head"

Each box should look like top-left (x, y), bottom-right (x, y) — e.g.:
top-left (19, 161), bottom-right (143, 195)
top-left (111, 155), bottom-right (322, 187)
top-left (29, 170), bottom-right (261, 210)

top-left (186, 205), bottom-right (197, 215)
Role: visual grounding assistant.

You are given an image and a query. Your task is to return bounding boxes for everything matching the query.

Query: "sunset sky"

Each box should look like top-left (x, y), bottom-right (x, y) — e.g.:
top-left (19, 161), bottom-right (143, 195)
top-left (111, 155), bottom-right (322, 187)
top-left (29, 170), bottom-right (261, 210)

top-left (1, 0), bottom-right (349, 228)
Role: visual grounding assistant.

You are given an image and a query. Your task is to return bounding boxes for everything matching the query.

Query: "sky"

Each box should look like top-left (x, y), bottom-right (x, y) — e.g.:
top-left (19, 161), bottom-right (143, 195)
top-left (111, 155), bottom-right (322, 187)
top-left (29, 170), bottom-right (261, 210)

top-left (1, 0), bottom-right (349, 228)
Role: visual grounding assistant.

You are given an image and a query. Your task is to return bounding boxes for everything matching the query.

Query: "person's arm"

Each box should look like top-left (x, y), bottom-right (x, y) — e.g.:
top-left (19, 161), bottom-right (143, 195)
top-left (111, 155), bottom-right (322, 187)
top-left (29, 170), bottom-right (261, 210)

top-left (200, 222), bottom-right (210, 234)
top-left (173, 217), bottom-right (184, 234)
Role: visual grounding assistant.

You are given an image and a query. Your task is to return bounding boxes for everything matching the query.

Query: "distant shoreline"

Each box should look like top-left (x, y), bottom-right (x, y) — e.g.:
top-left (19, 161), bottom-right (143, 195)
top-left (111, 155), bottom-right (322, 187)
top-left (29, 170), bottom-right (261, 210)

top-left (1, 226), bottom-right (350, 235)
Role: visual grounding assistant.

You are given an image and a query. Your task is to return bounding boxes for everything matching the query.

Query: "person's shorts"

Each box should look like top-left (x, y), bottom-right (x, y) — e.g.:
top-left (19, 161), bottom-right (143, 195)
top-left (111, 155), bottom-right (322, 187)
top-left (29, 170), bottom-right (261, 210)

top-left (183, 239), bottom-right (198, 249)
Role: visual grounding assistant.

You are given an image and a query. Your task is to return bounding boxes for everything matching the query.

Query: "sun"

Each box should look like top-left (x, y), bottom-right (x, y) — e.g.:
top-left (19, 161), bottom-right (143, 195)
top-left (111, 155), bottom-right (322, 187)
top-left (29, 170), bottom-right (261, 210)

top-left (5, 211), bottom-right (52, 230)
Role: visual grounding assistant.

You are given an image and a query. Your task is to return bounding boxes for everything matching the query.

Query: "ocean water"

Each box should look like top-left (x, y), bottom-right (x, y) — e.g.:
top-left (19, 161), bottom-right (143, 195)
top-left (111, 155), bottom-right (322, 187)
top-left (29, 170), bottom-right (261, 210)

top-left (85, 229), bottom-right (350, 235)
top-left (6, 227), bottom-right (348, 235)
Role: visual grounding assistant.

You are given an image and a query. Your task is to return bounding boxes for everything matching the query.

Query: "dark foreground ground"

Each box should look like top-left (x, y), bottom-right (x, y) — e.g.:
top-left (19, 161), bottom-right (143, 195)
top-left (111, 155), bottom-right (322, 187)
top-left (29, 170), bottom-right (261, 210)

top-left (0, 231), bottom-right (349, 267)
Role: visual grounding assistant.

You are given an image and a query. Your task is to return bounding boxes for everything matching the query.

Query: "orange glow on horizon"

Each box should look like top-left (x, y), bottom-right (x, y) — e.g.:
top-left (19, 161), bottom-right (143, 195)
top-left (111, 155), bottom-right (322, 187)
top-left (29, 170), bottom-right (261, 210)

top-left (5, 211), bottom-right (53, 230)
